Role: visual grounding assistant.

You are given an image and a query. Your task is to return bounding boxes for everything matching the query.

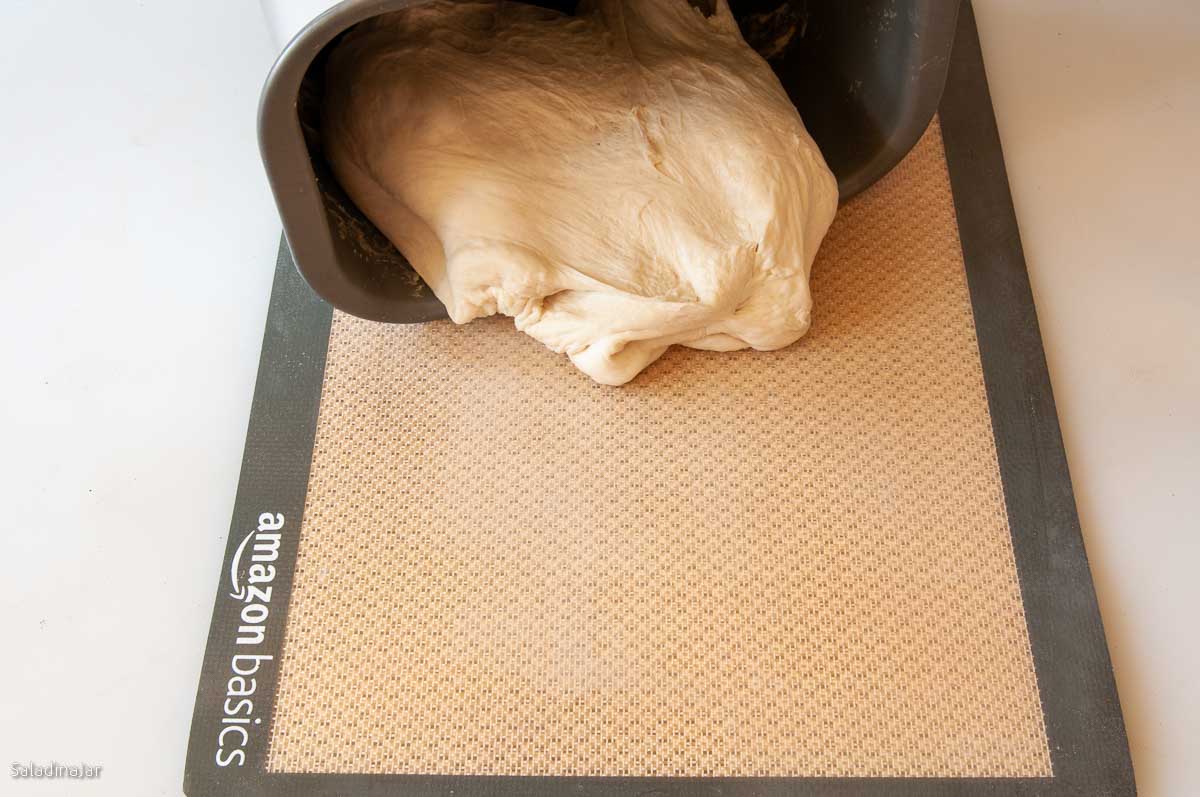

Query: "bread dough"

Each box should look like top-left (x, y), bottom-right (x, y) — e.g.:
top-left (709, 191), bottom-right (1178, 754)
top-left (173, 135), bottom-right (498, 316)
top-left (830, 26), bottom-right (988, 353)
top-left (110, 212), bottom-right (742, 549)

top-left (324, 0), bottom-right (838, 385)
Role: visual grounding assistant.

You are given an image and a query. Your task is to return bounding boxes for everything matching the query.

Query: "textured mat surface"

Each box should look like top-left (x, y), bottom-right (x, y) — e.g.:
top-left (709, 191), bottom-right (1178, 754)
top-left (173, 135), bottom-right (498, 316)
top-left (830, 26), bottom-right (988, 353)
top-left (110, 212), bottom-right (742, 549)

top-left (265, 122), bottom-right (1052, 778)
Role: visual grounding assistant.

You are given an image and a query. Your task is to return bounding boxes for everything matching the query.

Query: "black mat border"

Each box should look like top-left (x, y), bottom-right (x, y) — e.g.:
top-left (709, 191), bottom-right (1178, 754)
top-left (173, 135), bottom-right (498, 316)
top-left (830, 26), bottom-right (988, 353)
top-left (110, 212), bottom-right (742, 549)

top-left (185, 4), bottom-right (1133, 794)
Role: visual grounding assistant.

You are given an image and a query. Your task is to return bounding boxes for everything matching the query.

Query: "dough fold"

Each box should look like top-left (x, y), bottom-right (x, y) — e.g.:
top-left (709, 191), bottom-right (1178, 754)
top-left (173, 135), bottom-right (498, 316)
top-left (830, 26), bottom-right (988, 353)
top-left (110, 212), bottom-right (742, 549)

top-left (324, 0), bottom-right (838, 385)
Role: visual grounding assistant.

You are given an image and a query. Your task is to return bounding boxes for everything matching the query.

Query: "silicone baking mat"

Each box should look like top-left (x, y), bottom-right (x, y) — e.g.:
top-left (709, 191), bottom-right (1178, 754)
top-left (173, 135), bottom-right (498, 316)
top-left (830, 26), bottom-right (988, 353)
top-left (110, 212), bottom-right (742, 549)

top-left (185, 6), bottom-right (1133, 795)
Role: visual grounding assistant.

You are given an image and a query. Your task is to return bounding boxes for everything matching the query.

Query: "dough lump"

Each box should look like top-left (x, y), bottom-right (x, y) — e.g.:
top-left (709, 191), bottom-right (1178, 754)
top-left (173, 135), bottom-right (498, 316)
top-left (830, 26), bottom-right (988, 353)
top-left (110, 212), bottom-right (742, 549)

top-left (324, 0), bottom-right (838, 385)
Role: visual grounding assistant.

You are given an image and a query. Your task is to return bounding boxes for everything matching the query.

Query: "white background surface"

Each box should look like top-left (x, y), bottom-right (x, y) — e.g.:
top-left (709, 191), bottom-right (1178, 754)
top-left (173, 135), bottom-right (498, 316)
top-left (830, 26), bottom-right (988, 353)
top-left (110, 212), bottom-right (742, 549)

top-left (0, 1), bottom-right (1195, 794)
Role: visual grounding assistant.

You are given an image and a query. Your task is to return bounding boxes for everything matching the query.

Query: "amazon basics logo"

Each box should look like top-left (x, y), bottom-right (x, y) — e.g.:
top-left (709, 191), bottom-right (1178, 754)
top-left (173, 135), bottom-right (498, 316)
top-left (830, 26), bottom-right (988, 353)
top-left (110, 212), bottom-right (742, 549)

top-left (215, 512), bottom-right (284, 768)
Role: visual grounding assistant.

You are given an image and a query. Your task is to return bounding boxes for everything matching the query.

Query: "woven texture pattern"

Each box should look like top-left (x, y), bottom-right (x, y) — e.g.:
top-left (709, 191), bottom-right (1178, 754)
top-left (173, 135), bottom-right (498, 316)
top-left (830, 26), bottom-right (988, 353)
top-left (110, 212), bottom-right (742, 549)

top-left (267, 122), bottom-right (1051, 777)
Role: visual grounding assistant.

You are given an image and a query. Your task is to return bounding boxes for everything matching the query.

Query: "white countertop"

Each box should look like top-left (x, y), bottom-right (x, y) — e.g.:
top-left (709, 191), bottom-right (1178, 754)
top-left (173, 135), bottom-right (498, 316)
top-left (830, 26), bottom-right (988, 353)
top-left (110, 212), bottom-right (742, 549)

top-left (0, 1), bottom-right (1195, 794)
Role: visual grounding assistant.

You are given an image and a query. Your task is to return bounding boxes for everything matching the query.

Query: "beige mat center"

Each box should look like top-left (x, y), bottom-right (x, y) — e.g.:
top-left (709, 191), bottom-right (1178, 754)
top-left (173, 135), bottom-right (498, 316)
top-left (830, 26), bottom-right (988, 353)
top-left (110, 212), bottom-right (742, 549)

top-left (267, 122), bottom-right (1051, 778)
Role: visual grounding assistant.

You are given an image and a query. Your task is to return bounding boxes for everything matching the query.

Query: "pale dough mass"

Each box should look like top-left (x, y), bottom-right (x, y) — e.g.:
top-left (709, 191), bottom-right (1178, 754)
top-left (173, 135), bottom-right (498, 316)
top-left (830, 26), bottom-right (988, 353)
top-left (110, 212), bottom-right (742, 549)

top-left (324, 0), bottom-right (838, 384)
